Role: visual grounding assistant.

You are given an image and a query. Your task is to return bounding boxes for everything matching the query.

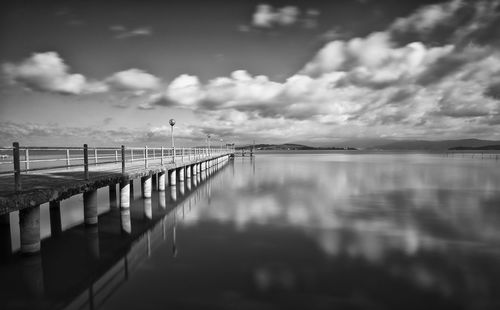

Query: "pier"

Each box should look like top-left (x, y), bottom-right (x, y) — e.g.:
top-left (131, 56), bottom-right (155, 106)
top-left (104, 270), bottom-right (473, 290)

top-left (0, 158), bottom-right (228, 310)
top-left (0, 143), bottom-right (234, 254)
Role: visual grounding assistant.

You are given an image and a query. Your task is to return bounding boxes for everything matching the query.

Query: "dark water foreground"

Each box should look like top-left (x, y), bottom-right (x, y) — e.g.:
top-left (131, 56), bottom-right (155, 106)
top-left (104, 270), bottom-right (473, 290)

top-left (1, 153), bottom-right (500, 310)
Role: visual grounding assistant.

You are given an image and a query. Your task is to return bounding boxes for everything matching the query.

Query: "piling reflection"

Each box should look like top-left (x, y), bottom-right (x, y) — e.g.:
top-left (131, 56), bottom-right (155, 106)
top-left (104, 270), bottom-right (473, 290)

top-left (85, 225), bottom-right (100, 260)
top-left (143, 198), bottom-right (152, 220)
top-left (158, 191), bottom-right (166, 210)
top-left (170, 186), bottom-right (177, 202)
top-left (21, 255), bottom-right (44, 298)
top-left (179, 181), bottom-right (185, 196)
top-left (120, 208), bottom-right (131, 234)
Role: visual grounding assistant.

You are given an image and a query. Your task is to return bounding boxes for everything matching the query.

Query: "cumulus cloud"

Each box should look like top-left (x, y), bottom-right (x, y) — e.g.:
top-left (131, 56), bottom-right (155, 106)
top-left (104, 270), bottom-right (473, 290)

top-left (2, 52), bottom-right (162, 96)
top-left (2, 52), bottom-right (108, 95)
top-left (251, 4), bottom-right (319, 29)
top-left (106, 69), bottom-right (161, 92)
top-left (390, 0), bottom-right (464, 34)
top-left (390, 0), bottom-right (500, 47)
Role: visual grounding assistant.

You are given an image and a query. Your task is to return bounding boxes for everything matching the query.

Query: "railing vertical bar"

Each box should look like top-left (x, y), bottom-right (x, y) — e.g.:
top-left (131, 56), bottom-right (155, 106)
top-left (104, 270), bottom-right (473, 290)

top-left (144, 146), bottom-right (148, 169)
top-left (94, 148), bottom-right (98, 165)
top-left (66, 149), bottom-right (70, 168)
top-left (84, 144), bottom-right (89, 180)
top-left (161, 146), bottom-right (164, 165)
top-left (131, 149), bottom-right (134, 162)
top-left (121, 145), bottom-right (126, 174)
top-left (25, 148), bottom-right (30, 172)
top-left (13, 142), bottom-right (21, 192)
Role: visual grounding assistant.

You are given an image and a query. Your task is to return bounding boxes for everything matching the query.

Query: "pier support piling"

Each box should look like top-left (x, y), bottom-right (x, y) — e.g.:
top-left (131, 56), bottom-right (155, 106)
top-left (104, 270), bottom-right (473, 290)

top-left (179, 167), bottom-right (185, 182)
top-left (19, 205), bottom-right (41, 254)
top-left (130, 180), bottom-right (134, 199)
top-left (158, 172), bottom-right (166, 191)
top-left (152, 174), bottom-right (157, 190)
top-left (120, 180), bottom-right (130, 209)
top-left (109, 184), bottom-right (117, 208)
top-left (141, 176), bottom-right (152, 199)
top-left (0, 214), bottom-right (12, 257)
top-left (83, 190), bottom-right (98, 226)
top-left (186, 165), bottom-right (192, 178)
top-left (49, 201), bottom-right (62, 237)
top-left (169, 169), bottom-right (176, 186)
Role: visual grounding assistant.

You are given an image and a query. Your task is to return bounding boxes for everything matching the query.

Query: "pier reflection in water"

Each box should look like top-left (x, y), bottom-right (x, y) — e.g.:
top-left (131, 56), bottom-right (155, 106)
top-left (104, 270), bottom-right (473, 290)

top-left (2, 153), bottom-right (500, 310)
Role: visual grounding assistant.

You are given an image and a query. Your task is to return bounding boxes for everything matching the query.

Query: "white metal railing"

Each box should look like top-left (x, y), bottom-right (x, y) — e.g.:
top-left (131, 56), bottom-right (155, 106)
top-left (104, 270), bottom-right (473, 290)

top-left (0, 142), bottom-right (235, 192)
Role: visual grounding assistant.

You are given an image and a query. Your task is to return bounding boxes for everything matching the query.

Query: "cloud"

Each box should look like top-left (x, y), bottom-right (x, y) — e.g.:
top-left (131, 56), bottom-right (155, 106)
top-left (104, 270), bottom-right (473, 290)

top-left (251, 4), bottom-right (319, 29)
top-left (2, 52), bottom-right (162, 97)
top-left (390, 0), bottom-right (500, 47)
top-left (2, 52), bottom-right (108, 94)
top-left (110, 25), bottom-right (152, 39)
top-left (106, 69), bottom-right (161, 92)
top-left (142, 0), bottom-right (500, 142)
top-left (390, 0), bottom-right (465, 34)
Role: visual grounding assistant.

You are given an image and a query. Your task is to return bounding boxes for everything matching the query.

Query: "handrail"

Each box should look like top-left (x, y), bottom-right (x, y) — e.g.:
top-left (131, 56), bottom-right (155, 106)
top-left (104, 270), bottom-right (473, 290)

top-left (3, 142), bottom-right (235, 192)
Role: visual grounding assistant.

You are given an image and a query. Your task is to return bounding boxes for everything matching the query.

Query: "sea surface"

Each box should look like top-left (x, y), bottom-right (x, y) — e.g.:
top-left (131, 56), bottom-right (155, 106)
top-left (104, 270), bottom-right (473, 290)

top-left (1, 152), bottom-right (500, 310)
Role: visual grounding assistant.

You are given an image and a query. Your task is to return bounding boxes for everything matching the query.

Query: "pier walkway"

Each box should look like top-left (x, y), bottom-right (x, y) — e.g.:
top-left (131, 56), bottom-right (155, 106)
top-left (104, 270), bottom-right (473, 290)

top-left (0, 143), bottom-right (234, 254)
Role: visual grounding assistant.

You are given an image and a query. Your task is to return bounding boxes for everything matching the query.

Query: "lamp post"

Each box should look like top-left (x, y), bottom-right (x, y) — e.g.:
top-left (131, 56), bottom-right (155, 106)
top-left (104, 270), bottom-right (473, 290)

top-left (207, 134), bottom-right (211, 155)
top-left (169, 119), bottom-right (176, 162)
top-left (220, 138), bottom-right (223, 152)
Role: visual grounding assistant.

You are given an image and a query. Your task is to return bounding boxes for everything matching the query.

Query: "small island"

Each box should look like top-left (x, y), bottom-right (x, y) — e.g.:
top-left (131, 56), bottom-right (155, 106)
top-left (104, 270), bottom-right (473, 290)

top-left (236, 143), bottom-right (358, 151)
top-left (449, 145), bottom-right (500, 150)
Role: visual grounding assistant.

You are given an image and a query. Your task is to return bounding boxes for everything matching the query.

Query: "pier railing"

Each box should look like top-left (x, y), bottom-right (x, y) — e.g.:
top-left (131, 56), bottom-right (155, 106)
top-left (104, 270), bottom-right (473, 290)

top-left (0, 142), bottom-right (234, 191)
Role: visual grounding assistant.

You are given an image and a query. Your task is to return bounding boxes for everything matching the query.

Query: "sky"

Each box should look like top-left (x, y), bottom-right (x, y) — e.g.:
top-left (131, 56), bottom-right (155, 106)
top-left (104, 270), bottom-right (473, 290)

top-left (0, 0), bottom-right (499, 147)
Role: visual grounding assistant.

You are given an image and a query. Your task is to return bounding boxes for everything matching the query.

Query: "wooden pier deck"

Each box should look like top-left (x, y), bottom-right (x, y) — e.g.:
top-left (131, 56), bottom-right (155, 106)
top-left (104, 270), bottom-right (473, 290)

top-left (0, 153), bottom-right (230, 214)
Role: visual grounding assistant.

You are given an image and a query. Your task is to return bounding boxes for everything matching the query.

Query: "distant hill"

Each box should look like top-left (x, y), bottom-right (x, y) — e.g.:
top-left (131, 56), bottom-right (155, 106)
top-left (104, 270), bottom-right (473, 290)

top-left (237, 143), bottom-right (357, 151)
top-left (449, 145), bottom-right (500, 150)
top-left (373, 139), bottom-right (500, 150)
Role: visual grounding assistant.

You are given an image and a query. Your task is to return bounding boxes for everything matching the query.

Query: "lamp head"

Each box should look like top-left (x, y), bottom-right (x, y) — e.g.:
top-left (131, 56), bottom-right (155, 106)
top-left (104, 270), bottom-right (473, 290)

top-left (169, 119), bottom-right (176, 126)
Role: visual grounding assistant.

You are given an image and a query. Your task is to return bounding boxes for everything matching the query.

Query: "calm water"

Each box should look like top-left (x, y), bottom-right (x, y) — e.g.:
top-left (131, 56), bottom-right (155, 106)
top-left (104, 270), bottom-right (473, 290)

top-left (1, 153), bottom-right (500, 310)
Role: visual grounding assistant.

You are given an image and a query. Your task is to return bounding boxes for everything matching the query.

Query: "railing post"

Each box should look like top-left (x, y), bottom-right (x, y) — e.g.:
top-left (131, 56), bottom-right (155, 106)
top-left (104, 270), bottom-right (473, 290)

top-left (115, 150), bottom-right (119, 162)
top-left (161, 146), bottom-right (164, 165)
top-left (130, 149), bottom-right (134, 162)
top-left (181, 148), bottom-right (184, 162)
top-left (94, 148), bottom-right (98, 165)
top-left (121, 145), bottom-right (126, 174)
top-left (153, 148), bottom-right (156, 160)
top-left (144, 146), bottom-right (148, 168)
top-left (24, 148), bottom-right (30, 172)
top-left (84, 144), bottom-right (89, 180)
top-left (13, 142), bottom-right (21, 192)
top-left (172, 147), bottom-right (175, 163)
top-left (66, 149), bottom-right (70, 168)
